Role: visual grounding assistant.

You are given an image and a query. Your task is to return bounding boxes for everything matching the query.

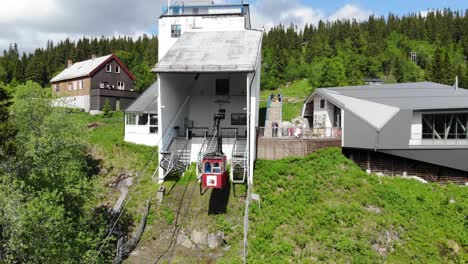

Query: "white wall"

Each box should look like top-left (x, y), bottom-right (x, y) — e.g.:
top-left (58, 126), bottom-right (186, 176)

top-left (311, 94), bottom-right (335, 128)
top-left (189, 137), bottom-right (236, 162)
top-left (158, 16), bottom-right (246, 59)
top-left (409, 111), bottom-right (423, 145)
top-left (158, 73), bottom-right (191, 151)
top-left (124, 127), bottom-right (160, 146)
top-left (53, 95), bottom-right (90, 112)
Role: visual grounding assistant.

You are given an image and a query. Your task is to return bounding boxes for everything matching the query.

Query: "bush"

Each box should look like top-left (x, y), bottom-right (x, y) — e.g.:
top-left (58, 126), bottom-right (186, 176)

top-left (102, 98), bottom-right (112, 118)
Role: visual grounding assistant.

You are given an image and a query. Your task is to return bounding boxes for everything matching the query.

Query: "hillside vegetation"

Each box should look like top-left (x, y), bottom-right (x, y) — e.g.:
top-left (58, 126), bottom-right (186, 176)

top-left (244, 148), bottom-right (467, 263)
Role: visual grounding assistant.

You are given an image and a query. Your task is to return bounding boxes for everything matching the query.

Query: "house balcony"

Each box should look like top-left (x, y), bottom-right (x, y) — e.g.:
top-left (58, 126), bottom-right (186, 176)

top-left (91, 87), bottom-right (139, 99)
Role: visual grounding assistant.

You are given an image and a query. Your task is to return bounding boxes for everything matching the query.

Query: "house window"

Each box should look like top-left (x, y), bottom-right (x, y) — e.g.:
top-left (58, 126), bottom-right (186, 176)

top-left (422, 113), bottom-right (468, 140)
top-left (149, 114), bottom-right (159, 134)
top-left (68, 82), bottom-right (72, 91)
top-left (171, 24), bottom-right (182, 38)
top-left (126, 114), bottom-right (137, 125)
top-left (106, 64), bottom-right (112, 72)
top-left (215, 79), bottom-right (230, 96)
top-left (78, 80), bottom-right (83, 90)
top-left (333, 105), bottom-right (341, 127)
top-left (115, 66), bottom-right (120, 73)
top-left (117, 81), bottom-right (125, 90)
top-left (193, 8), bottom-right (199, 14)
top-left (320, 99), bottom-right (325, 109)
top-left (138, 114), bottom-right (149, 125)
top-left (54, 84), bottom-right (59, 92)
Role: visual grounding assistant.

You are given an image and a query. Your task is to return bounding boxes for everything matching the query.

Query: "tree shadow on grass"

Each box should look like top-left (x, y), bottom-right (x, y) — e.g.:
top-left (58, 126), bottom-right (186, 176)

top-left (86, 154), bottom-right (103, 178)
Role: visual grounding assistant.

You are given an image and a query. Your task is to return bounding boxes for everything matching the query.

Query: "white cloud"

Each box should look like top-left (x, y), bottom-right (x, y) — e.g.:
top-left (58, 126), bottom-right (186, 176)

top-left (251, 1), bottom-right (373, 30)
top-left (251, 0), bottom-right (325, 30)
top-left (0, 0), bottom-right (374, 52)
top-left (328, 4), bottom-right (372, 22)
top-left (0, 0), bottom-right (164, 52)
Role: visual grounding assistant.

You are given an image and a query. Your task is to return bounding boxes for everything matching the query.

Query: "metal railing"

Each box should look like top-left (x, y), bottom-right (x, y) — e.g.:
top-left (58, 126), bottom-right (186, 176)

top-left (258, 127), bottom-right (342, 139)
top-left (162, 0), bottom-right (245, 15)
top-left (410, 133), bottom-right (468, 145)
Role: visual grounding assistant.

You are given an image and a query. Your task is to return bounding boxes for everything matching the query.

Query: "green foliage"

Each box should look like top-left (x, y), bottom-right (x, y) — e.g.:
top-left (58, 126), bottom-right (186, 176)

top-left (319, 58), bottom-right (347, 87)
top-left (161, 206), bottom-right (175, 225)
top-left (131, 62), bottom-right (156, 92)
top-left (0, 81), bottom-right (107, 262)
top-left (102, 98), bottom-right (112, 117)
top-left (246, 148), bottom-right (467, 263)
top-left (0, 83), bottom-right (16, 158)
top-left (0, 36), bottom-right (158, 88)
top-left (260, 10), bottom-right (468, 89)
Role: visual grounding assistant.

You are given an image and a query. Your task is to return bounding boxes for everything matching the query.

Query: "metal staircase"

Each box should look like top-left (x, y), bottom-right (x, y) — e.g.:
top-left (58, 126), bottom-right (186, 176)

top-left (196, 132), bottom-right (218, 179)
top-left (231, 138), bottom-right (248, 184)
top-left (160, 137), bottom-right (191, 178)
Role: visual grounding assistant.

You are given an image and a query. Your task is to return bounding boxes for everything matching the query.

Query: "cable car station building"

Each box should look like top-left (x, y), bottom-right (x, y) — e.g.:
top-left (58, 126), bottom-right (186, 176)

top-left (153, 1), bottom-right (262, 185)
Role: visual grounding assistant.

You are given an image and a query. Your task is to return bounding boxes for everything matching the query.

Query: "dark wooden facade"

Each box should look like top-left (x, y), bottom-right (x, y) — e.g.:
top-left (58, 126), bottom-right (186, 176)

top-left (89, 58), bottom-right (138, 111)
top-left (343, 148), bottom-right (468, 185)
top-left (52, 54), bottom-right (138, 112)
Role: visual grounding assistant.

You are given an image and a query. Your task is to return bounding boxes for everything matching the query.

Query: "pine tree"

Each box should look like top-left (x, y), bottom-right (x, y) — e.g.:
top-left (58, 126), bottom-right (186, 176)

top-left (319, 58), bottom-right (347, 87)
top-left (102, 98), bottom-right (112, 117)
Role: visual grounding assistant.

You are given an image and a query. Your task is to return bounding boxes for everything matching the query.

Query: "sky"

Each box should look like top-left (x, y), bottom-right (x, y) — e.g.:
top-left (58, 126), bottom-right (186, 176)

top-left (0, 0), bottom-right (466, 53)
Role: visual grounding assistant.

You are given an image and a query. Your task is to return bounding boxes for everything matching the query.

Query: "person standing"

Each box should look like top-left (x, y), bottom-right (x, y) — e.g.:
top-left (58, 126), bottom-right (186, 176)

top-left (272, 121), bottom-right (279, 137)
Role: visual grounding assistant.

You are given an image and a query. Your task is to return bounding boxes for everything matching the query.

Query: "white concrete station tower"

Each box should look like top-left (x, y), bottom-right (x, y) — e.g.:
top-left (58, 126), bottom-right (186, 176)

top-left (153, 0), bottom-right (263, 185)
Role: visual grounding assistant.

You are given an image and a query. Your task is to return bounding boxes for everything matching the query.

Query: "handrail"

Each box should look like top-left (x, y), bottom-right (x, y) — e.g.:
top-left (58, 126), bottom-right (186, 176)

top-left (196, 131), bottom-right (218, 178)
top-left (257, 126), bottom-right (342, 139)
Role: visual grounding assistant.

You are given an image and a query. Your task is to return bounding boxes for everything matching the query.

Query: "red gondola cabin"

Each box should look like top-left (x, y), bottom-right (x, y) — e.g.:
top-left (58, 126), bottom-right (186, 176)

top-left (202, 153), bottom-right (228, 189)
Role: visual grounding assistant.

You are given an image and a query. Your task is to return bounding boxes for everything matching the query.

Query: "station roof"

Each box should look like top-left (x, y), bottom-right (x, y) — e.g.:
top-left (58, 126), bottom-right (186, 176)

top-left (153, 30), bottom-right (263, 73)
top-left (308, 82), bottom-right (468, 131)
top-left (125, 81), bottom-right (158, 113)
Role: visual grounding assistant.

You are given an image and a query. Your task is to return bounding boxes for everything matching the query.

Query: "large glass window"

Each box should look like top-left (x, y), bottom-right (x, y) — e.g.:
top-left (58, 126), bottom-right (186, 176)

top-left (422, 113), bottom-right (468, 140)
top-left (126, 114), bottom-right (137, 125)
top-left (138, 114), bottom-right (148, 125)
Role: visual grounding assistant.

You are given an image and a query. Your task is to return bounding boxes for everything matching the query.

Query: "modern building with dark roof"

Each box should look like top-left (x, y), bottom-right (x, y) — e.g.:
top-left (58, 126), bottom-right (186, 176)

top-left (302, 81), bottom-right (468, 185)
top-left (50, 54), bottom-right (138, 114)
top-left (124, 82), bottom-right (159, 146)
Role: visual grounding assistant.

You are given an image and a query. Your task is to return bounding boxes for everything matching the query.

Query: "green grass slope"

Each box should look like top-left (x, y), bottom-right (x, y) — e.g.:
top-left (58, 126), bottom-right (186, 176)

top-left (70, 111), bottom-right (159, 219)
top-left (260, 79), bottom-right (314, 123)
top-left (247, 148), bottom-right (467, 263)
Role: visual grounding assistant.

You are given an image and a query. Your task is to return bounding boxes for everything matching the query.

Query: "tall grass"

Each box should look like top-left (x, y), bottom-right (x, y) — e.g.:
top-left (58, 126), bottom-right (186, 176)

top-left (248, 148), bottom-right (467, 263)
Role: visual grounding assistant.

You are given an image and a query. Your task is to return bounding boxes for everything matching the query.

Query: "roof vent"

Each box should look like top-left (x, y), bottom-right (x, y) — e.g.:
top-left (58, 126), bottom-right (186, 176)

top-left (91, 54), bottom-right (97, 60)
top-left (454, 76), bottom-right (459, 91)
top-left (67, 59), bottom-right (73, 68)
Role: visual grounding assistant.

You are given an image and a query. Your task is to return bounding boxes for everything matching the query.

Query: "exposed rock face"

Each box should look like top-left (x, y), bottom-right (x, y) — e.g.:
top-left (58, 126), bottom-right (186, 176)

top-left (207, 231), bottom-right (225, 249)
top-left (445, 240), bottom-right (460, 254)
top-left (191, 230), bottom-right (208, 246)
top-left (365, 205), bottom-right (383, 214)
top-left (176, 230), bottom-right (225, 249)
top-left (372, 228), bottom-right (401, 257)
top-left (177, 231), bottom-right (194, 249)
